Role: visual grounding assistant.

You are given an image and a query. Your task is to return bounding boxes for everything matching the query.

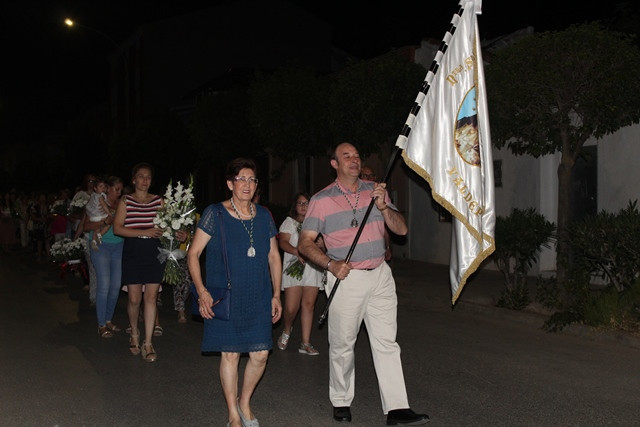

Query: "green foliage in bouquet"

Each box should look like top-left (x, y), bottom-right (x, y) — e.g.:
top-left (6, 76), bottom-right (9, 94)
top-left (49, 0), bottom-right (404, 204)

top-left (284, 260), bottom-right (304, 280)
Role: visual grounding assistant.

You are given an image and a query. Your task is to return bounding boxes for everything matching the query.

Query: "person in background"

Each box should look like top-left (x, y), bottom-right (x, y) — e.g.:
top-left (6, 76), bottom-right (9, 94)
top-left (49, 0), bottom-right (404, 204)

top-left (28, 193), bottom-right (50, 262)
top-left (188, 157), bottom-right (282, 427)
top-left (277, 192), bottom-right (325, 355)
top-left (0, 192), bottom-right (18, 252)
top-left (72, 174), bottom-right (98, 304)
top-left (174, 212), bottom-right (199, 324)
top-left (113, 163), bottom-right (164, 362)
top-left (82, 176), bottom-right (124, 338)
top-left (49, 188), bottom-right (70, 243)
top-left (84, 177), bottom-right (113, 250)
top-left (70, 174), bottom-right (96, 237)
top-left (360, 166), bottom-right (392, 262)
top-left (298, 142), bottom-right (429, 425)
top-left (13, 191), bottom-right (30, 249)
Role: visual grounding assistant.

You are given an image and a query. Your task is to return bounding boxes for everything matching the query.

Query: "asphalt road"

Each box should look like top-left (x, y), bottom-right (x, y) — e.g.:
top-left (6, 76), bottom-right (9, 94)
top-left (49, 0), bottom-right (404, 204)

top-left (1, 249), bottom-right (638, 426)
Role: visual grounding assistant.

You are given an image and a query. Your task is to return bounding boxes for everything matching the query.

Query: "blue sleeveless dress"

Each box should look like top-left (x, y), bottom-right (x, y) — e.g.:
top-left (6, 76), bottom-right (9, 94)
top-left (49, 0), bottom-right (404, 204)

top-left (198, 202), bottom-right (277, 353)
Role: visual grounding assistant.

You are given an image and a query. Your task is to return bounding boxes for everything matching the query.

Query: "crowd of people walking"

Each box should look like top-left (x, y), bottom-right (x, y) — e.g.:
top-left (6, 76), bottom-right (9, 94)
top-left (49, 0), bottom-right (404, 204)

top-left (2, 146), bottom-right (429, 426)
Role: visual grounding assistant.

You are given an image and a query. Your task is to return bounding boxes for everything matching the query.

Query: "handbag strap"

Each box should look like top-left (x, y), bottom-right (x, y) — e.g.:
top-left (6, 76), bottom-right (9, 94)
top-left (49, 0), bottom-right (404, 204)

top-left (216, 204), bottom-right (231, 290)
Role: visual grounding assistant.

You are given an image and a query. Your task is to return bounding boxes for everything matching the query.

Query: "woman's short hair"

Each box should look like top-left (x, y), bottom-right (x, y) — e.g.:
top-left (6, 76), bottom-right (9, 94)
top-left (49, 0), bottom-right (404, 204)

top-left (225, 158), bottom-right (257, 181)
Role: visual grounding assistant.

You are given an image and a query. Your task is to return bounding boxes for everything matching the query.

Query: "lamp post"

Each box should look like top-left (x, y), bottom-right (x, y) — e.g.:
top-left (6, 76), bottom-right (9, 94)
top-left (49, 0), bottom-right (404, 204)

top-left (63, 17), bottom-right (128, 133)
top-left (64, 18), bottom-right (120, 50)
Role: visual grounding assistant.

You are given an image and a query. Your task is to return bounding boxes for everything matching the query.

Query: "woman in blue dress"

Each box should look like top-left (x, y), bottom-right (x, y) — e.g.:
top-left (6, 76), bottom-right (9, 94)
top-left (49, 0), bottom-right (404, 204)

top-left (188, 157), bottom-right (282, 427)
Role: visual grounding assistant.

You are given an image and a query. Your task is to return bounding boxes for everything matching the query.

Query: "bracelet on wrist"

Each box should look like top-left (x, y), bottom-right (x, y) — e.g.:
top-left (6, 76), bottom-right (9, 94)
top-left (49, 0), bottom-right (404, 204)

top-left (326, 259), bottom-right (332, 270)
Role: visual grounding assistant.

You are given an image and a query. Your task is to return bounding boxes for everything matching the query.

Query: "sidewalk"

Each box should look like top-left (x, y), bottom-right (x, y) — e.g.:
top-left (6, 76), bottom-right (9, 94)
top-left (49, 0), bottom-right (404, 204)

top-left (389, 257), bottom-right (640, 350)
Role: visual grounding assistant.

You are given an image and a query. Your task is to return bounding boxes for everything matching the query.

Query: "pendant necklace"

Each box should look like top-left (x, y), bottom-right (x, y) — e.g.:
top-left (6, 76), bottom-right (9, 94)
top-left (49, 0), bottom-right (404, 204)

top-left (230, 198), bottom-right (256, 257)
top-left (335, 180), bottom-right (360, 228)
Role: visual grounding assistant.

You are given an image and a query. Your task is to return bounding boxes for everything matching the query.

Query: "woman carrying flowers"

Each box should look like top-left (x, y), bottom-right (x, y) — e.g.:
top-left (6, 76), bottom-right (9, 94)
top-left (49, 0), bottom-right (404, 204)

top-left (276, 192), bottom-right (326, 355)
top-left (113, 163), bottom-right (165, 362)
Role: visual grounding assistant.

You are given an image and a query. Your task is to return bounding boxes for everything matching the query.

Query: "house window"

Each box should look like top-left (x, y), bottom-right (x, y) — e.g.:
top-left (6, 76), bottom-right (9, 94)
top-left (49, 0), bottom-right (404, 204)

top-left (570, 146), bottom-right (597, 221)
top-left (493, 159), bottom-right (502, 188)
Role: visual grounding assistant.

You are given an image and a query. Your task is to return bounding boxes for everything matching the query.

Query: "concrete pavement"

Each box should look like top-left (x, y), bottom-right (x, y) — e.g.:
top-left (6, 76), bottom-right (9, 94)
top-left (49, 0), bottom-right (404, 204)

top-left (2, 249), bottom-right (640, 426)
top-left (389, 258), bottom-right (640, 350)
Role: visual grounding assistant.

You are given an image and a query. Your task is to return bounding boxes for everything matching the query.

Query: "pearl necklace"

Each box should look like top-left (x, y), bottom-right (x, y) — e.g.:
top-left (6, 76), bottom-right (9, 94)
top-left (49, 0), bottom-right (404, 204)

top-left (335, 180), bottom-right (360, 228)
top-left (229, 198), bottom-right (256, 257)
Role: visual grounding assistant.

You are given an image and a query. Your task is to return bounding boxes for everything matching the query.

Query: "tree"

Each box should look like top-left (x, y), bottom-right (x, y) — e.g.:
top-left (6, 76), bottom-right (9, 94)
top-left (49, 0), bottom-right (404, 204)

top-left (248, 64), bottom-right (330, 163)
top-left (328, 50), bottom-right (426, 162)
top-left (486, 23), bottom-right (640, 284)
top-left (246, 55), bottom-right (424, 183)
top-left (108, 111), bottom-right (194, 189)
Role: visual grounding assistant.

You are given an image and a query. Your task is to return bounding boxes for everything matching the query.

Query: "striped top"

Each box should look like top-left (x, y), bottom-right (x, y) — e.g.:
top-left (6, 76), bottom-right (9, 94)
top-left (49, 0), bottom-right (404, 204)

top-left (302, 179), bottom-right (396, 270)
top-left (123, 194), bottom-right (162, 229)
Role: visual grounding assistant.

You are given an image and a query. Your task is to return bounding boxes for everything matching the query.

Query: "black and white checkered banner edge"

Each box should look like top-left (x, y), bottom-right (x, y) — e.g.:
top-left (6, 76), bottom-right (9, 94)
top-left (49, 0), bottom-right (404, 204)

top-left (395, 4), bottom-right (465, 148)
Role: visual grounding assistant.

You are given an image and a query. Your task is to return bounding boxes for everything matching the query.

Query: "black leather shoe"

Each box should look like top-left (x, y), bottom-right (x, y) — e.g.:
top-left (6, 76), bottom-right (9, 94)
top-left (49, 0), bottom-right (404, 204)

top-left (333, 406), bottom-right (352, 422)
top-left (386, 408), bottom-right (430, 425)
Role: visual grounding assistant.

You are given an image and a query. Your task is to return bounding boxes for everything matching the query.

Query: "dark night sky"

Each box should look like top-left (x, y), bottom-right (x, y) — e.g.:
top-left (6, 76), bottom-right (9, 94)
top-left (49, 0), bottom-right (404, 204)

top-left (1, 0), bottom-right (636, 146)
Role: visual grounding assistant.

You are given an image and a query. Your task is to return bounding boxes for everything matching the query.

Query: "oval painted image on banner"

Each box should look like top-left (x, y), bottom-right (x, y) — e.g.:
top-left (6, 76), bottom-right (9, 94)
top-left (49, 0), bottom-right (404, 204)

top-left (454, 87), bottom-right (480, 166)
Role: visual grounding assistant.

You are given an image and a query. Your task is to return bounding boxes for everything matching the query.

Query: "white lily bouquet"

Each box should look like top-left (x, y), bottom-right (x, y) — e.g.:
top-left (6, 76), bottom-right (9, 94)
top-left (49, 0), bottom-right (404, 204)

top-left (154, 175), bottom-right (197, 285)
top-left (50, 238), bottom-right (87, 262)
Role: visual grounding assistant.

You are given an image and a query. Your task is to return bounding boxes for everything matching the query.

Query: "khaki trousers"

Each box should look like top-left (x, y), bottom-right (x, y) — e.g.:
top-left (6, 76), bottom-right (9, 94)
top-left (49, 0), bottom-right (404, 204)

top-left (326, 262), bottom-right (409, 414)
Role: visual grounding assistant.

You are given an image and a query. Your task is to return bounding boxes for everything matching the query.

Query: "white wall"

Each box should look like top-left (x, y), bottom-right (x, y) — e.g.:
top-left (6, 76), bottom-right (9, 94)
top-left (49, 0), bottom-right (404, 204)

top-left (597, 123), bottom-right (640, 212)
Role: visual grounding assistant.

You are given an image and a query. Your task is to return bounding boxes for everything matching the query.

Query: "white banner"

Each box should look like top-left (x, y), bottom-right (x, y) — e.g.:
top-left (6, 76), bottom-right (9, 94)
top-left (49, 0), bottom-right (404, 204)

top-left (397, 0), bottom-right (495, 303)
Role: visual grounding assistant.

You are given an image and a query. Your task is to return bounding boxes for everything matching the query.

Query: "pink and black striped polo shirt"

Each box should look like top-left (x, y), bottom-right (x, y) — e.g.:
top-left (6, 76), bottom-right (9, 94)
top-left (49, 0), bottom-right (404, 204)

top-left (302, 179), bottom-right (395, 270)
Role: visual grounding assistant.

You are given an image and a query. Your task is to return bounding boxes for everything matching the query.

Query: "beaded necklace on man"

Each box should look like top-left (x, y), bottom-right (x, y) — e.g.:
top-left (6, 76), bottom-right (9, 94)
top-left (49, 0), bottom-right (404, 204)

top-left (230, 198), bottom-right (256, 257)
top-left (334, 180), bottom-right (360, 228)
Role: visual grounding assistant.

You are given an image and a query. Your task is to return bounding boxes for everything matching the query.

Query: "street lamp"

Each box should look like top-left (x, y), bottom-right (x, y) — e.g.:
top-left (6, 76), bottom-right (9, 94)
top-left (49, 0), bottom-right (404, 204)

top-left (64, 18), bottom-right (120, 50)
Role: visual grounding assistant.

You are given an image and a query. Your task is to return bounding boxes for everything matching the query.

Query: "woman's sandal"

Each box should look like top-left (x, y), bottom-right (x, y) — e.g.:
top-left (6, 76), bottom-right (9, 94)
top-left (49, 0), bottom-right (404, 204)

top-left (141, 341), bottom-right (157, 362)
top-left (106, 322), bottom-right (121, 332)
top-left (98, 326), bottom-right (113, 338)
top-left (129, 330), bottom-right (141, 355)
top-left (277, 327), bottom-right (292, 350)
top-left (153, 325), bottom-right (164, 336)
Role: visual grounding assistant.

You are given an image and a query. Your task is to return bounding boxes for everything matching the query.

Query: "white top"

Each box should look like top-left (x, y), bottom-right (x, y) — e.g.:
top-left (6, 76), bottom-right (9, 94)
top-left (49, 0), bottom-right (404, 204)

top-left (85, 192), bottom-right (108, 222)
top-left (279, 216), bottom-right (325, 290)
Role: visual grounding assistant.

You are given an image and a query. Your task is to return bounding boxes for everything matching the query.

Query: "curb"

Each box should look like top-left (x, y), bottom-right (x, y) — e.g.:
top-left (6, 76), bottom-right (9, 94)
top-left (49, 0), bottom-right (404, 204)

top-left (399, 288), bottom-right (640, 350)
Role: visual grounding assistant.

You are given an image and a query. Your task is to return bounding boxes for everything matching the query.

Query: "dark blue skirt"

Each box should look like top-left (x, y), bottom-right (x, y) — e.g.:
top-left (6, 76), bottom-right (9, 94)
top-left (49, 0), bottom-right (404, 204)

top-left (122, 237), bottom-right (163, 285)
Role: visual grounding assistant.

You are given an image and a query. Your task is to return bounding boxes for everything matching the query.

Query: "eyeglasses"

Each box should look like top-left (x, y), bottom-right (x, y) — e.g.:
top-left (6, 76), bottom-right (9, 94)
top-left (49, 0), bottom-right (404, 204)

top-left (296, 201), bottom-right (309, 206)
top-left (234, 176), bottom-right (258, 185)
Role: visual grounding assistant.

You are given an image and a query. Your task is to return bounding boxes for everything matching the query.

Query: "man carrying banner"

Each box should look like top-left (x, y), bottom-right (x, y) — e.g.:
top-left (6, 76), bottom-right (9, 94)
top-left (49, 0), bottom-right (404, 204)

top-left (298, 142), bottom-right (429, 425)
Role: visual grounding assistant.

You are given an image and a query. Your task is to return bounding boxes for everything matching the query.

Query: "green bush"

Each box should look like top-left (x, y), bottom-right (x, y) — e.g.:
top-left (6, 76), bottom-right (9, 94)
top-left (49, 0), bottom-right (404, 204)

top-left (542, 201), bottom-right (640, 331)
top-left (565, 200), bottom-right (640, 291)
top-left (582, 281), bottom-right (640, 332)
top-left (494, 208), bottom-right (555, 310)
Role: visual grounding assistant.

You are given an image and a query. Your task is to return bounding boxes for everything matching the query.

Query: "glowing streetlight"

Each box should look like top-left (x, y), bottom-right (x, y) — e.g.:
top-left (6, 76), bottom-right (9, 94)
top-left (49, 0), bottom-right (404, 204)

top-left (63, 17), bottom-right (119, 50)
